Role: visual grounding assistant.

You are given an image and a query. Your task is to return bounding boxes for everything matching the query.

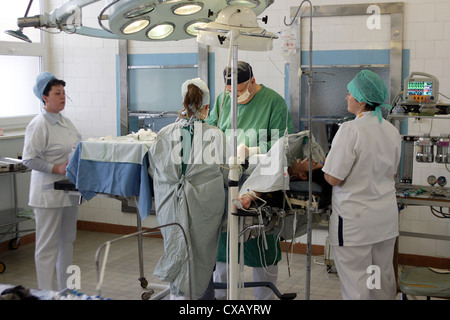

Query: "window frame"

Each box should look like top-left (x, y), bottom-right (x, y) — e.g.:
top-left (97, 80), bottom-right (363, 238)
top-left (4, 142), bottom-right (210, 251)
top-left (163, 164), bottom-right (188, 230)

top-left (0, 0), bottom-right (49, 137)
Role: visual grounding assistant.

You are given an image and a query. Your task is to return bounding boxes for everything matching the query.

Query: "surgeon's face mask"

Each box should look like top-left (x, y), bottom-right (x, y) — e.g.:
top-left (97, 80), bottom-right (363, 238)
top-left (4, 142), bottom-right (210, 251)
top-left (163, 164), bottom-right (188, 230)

top-left (237, 80), bottom-right (252, 104)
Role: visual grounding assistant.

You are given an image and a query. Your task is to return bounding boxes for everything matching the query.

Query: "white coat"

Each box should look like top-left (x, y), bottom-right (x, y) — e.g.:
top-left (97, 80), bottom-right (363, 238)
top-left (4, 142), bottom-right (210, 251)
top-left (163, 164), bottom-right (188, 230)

top-left (322, 112), bottom-right (401, 247)
top-left (23, 110), bottom-right (81, 208)
top-left (22, 109), bottom-right (81, 291)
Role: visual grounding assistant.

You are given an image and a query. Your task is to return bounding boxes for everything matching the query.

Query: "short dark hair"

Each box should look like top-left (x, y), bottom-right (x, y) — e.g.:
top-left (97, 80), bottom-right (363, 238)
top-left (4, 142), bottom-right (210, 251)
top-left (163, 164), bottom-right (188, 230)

top-left (364, 101), bottom-right (380, 111)
top-left (42, 79), bottom-right (66, 100)
top-left (223, 61), bottom-right (253, 85)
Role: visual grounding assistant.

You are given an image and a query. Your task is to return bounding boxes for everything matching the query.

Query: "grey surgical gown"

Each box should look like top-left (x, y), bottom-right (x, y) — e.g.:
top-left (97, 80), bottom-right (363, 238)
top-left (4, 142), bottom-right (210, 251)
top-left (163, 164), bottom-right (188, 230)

top-left (148, 120), bottom-right (229, 299)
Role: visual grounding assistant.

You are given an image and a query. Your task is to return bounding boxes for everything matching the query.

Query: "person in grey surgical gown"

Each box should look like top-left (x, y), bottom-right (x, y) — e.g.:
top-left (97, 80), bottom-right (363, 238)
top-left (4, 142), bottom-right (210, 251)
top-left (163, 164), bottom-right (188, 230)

top-left (148, 78), bottom-right (233, 299)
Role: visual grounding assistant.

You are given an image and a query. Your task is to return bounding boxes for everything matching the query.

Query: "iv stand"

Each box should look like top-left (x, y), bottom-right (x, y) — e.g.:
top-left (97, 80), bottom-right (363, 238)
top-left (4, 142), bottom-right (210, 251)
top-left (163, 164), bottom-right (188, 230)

top-left (224, 28), bottom-right (278, 300)
top-left (284, 0), bottom-right (314, 300)
top-left (198, 15), bottom-right (279, 301)
top-left (227, 29), bottom-right (240, 300)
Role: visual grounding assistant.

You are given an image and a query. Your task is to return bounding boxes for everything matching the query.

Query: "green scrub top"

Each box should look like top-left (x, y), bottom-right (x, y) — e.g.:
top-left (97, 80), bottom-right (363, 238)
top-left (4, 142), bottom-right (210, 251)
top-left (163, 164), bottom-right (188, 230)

top-left (207, 85), bottom-right (294, 267)
top-left (208, 85), bottom-right (294, 152)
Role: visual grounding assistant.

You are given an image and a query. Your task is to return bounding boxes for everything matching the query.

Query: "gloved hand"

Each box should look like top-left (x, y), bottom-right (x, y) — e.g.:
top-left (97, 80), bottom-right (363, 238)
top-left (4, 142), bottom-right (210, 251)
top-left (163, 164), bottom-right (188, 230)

top-left (237, 143), bottom-right (249, 164)
top-left (237, 144), bottom-right (260, 164)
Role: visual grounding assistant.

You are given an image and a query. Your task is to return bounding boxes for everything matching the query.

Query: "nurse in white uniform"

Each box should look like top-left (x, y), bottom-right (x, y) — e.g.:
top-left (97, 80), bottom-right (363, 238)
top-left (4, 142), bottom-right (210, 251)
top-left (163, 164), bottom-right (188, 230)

top-left (22, 72), bottom-right (81, 291)
top-left (322, 70), bottom-right (401, 300)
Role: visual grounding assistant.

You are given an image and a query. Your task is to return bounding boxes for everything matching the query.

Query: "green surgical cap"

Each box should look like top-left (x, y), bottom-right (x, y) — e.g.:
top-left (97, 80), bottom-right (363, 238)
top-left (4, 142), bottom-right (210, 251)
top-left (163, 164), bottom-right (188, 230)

top-left (347, 70), bottom-right (391, 123)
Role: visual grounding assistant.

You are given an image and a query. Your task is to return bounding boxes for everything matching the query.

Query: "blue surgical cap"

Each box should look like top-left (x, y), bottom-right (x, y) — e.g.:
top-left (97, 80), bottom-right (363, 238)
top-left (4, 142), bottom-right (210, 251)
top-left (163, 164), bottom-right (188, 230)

top-left (33, 71), bottom-right (56, 101)
top-left (347, 70), bottom-right (392, 123)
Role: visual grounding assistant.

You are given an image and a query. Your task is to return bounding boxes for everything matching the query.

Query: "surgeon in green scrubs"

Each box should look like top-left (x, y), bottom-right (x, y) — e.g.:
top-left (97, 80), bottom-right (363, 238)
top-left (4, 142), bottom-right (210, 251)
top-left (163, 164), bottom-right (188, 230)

top-left (207, 61), bottom-right (294, 299)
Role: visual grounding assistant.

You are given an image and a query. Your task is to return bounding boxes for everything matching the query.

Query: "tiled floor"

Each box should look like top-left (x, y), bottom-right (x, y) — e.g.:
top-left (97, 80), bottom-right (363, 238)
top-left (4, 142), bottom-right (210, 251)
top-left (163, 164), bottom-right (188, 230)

top-left (0, 230), bottom-right (343, 300)
top-left (0, 230), bottom-right (438, 301)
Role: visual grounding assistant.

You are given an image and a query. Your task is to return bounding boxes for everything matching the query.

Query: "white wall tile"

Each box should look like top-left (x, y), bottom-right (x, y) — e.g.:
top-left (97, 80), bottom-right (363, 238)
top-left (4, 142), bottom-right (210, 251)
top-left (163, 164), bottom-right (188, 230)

top-left (43, 0), bottom-right (450, 259)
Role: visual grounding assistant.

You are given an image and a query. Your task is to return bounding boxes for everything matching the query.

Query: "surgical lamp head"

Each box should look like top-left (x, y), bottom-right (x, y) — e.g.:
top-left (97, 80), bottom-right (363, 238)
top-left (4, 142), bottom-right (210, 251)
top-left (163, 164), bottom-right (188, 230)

top-left (4, 29), bottom-right (32, 43)
top-left (7, 1), bottom-right (275, 42)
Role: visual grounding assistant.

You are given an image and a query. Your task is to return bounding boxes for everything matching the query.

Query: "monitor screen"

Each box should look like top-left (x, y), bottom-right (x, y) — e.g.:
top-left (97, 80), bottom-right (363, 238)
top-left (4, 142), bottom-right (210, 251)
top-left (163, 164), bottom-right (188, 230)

top-left (407, 81), bottom-right (433, 97)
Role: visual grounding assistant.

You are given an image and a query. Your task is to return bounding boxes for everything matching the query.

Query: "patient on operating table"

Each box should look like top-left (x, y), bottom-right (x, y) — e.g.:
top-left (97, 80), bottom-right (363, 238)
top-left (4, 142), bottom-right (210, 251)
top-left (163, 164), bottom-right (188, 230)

top-left (235, 132), bottom-right (331, 210)
top-left (239, 157), bottom-right (329, 209)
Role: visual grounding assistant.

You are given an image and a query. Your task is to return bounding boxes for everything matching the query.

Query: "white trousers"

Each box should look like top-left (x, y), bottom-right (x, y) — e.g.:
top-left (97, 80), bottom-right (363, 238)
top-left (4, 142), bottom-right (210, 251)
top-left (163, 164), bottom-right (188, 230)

top-left (213, 261), bottom-right (278, 300)
top-left (34, 206), bottom-right (78, 291)
top-left (331, 237), bottom-right (397, 300)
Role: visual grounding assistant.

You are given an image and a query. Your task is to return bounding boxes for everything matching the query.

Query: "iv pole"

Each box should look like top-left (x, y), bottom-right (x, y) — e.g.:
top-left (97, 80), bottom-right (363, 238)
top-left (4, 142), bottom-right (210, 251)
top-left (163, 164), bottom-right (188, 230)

top-left (227, 29), bottom-right (240, 300)
top-left (284, 0), bottom-right (314, 300)
top-left (196, 6), bottom-right (278, 300)
top-left (226, 29), bottom-right (277, 300)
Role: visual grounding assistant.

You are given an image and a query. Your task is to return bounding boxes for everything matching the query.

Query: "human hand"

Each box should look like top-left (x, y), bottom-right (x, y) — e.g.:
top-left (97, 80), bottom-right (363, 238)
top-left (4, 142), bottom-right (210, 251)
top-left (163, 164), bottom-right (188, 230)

top-left (52, 161), bottom-right (68, 175)
top-left (239, 194), bottom-right (253, 209)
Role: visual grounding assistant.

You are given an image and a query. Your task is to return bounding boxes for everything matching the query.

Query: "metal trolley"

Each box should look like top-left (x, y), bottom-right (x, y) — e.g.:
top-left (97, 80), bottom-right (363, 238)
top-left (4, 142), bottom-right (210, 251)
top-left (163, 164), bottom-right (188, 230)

top-left (94, 223), bottom-right (191, 300)
top-left (0, 158), bottom-right (34, 274)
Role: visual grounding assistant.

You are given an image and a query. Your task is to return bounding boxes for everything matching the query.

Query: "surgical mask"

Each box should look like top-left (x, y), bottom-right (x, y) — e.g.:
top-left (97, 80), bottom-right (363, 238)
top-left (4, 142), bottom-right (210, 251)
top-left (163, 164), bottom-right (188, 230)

top-left (237, 81), bottom-right (252, 104)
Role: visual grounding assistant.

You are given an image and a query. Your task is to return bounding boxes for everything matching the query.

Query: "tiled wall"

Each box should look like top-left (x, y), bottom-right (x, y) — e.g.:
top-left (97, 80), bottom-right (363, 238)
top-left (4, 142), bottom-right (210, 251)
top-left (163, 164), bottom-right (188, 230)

top-left (46, 0), bottom-right (449, 258)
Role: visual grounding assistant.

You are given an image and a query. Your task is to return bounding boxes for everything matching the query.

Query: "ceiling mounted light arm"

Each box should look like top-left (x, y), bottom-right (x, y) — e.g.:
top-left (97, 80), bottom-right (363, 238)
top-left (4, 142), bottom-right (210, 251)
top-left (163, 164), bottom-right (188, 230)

top-left (284, 0), bottom-right (314, 301)
top-left (97, 0), bottom-right (119, 35)
top-left (14, 0), bottom-right (122, 40)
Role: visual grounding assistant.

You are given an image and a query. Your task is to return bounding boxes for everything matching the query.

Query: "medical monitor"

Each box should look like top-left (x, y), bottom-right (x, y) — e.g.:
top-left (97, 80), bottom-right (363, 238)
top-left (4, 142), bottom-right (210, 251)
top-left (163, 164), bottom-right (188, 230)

top-left (404, 72), bottom-right (439, 104)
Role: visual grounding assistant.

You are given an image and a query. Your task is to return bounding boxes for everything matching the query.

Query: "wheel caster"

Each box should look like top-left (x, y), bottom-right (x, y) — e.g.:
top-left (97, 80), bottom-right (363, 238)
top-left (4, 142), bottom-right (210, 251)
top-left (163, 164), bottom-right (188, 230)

top-left (9, 237), bottom-right (20, 250)
top-left (139, 277), bottom-right (148, 288)
top-left (0, 262), bottom-right (5, 274)
top-left (141, 289), bottom-right (154, 300)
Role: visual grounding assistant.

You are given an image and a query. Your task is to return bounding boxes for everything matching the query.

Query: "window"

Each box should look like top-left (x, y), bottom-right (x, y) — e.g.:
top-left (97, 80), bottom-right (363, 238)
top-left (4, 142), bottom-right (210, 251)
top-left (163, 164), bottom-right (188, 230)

top-left (0, 55), bottom-right (41, 118)
top-left (0, 0), bottom-right (47, 133)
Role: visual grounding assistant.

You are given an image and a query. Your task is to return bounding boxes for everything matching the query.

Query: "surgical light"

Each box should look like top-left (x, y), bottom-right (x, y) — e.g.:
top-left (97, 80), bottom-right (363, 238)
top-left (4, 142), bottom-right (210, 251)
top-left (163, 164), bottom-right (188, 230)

top-left (227, 0), bottom-right (260, 8)
top-left (147, 23), bottom-right (174, 40)
top-left (172, 3), bottom-right (203, 16)
top-left (196, 5), bottom-right (276, 51)
top-left (6, 0), bottom-right (274, 42)
top-left (4, 0), bottom-right (33, 43)
top-left (185, 20), bottom-right (208, 36)
top-left (124, 5), bottom-right (155, 18)
top-left (4, 29), bottom-right (32, 43)
top-left (122, 19), bottom-right (150, 34)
